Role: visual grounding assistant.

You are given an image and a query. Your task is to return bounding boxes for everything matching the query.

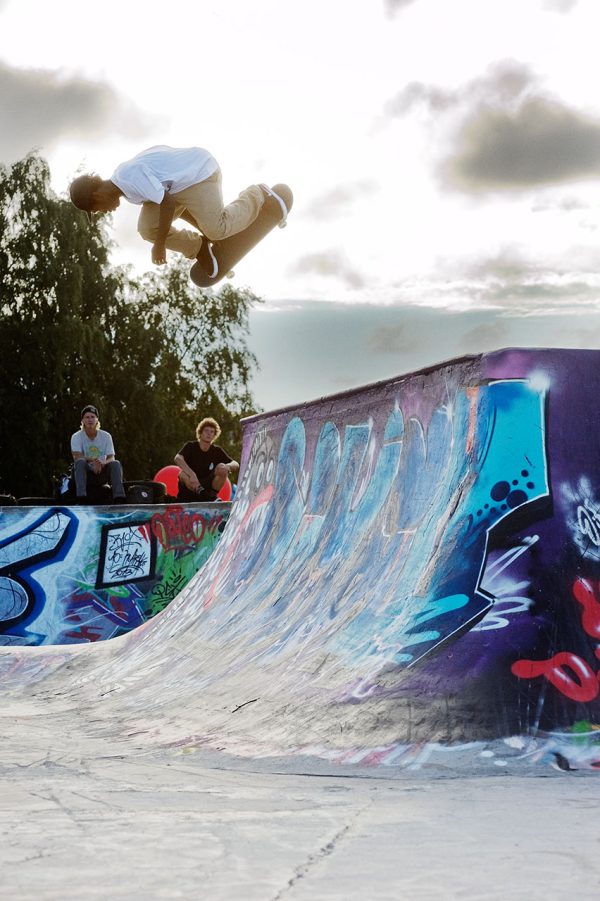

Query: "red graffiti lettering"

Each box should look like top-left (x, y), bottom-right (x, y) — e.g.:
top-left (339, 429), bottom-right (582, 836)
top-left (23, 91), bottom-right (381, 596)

top-left (107, 599), bottom-right (129, 623)
top-left (572, 578), bottom-right (600, 640)
top-left (137, 523), bottom-right (152, 543)
top-left (150, 505), bottom-right (219, 551)
top-left (511, 652), bottom-right (600, 702)
top-left (63, 626), bottom-right (104, 642)
top-left (511, 577), bottom-right (600, 703)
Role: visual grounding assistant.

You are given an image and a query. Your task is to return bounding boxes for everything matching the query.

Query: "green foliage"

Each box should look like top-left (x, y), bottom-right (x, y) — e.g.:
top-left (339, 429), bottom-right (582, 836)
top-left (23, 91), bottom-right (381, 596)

top-left (0, 153), bottom-right (262, 498)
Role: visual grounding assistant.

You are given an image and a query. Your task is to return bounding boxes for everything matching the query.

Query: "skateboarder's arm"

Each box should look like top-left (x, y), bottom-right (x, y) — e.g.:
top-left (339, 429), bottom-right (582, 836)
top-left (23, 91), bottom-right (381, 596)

top-left (151, 192), bottom-right (178, 265)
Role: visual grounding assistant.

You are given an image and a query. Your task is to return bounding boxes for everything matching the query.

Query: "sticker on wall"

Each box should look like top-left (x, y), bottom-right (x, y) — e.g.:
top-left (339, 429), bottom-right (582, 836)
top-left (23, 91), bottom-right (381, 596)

top-left (96, 522), bottom-right (157, 588)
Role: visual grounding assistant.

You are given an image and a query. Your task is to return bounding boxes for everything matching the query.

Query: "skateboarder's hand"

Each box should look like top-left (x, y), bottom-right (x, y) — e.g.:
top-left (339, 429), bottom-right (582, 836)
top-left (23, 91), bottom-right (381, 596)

top-left (152, 241), bottom-right (167, 265)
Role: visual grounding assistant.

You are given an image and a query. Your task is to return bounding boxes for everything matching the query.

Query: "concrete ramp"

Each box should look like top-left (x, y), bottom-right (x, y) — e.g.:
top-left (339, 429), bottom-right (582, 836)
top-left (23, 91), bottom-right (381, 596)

top-left (1, 348), bottom-right (600, 772)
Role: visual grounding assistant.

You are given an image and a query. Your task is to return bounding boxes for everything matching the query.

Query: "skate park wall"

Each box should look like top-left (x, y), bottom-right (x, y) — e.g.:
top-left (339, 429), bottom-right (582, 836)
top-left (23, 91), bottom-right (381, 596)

top-left (0, 503), bottom-right (229, 646)
top-left (1, 348), bottom-right (600, 772)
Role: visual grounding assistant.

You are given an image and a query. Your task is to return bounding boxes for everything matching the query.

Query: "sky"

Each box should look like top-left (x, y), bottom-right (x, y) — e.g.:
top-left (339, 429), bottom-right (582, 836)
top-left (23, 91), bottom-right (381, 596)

top-left (2, 0), bottom-right (600, 411)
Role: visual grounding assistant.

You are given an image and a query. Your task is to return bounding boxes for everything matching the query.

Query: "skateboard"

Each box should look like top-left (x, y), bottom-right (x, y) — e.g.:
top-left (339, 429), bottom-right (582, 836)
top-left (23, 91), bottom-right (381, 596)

top-left (190, 183), bottom-right (293, 288)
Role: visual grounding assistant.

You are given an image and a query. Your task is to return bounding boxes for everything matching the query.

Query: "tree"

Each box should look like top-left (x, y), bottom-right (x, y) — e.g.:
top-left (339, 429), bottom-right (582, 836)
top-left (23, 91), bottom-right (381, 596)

top-left (100, 260), bottom-right (261, 482)
top-left (0, 153), bottom-right (261, 498)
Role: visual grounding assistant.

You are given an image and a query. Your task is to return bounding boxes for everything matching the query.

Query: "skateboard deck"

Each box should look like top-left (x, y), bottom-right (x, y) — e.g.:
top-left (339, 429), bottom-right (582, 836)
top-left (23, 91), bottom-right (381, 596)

top-left (190, 183), bottom-right (293, 288)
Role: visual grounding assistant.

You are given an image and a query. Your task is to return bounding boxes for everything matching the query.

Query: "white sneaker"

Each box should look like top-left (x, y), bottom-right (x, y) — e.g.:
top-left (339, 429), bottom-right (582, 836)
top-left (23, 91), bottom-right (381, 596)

top-left (196, 236), bottom-right (219, 278)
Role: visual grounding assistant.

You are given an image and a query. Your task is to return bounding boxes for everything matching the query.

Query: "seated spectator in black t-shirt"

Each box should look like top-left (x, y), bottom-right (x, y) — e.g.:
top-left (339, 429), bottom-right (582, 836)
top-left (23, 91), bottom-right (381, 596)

top-left (175, 417), bottom-right (239, 502)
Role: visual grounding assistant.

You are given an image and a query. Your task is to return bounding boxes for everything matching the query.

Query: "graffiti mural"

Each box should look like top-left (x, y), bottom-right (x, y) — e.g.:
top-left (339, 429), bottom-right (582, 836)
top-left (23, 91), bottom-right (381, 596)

top-left (1, 349), bottom-right (600, 773)
top-left (0, 503), bottom-right (228, 646)
top-left (121, 349), bottom-right (599, 763)
top-left (186, 375), bottom-right (545, 674)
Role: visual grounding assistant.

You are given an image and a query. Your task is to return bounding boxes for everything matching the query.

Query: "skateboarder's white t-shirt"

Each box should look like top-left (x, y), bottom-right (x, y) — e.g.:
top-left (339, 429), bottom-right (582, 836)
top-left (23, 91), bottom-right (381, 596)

top-left (71, 429), bottom-right (115, 465)
top-left (111, 146), bottom-right (219, 205)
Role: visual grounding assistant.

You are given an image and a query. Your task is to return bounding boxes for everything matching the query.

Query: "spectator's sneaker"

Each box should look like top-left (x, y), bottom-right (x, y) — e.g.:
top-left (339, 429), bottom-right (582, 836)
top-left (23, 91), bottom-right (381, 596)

top-left (196, 236), bottom-right (219, 278)
top-left (194, 485), bottom-right (218, 501)
top-left (259, 184), bottom-right (289, 227)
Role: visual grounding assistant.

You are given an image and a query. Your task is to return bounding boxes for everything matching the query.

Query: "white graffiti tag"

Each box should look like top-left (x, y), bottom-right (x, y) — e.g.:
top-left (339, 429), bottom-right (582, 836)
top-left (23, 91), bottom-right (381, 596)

top-left (577, 499), bottom-right (600, 547)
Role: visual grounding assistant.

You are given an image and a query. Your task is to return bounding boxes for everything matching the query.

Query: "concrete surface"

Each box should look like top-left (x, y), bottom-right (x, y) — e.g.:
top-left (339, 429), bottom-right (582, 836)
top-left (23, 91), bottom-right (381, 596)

top-left (1, 745), bottom-right (599, 900)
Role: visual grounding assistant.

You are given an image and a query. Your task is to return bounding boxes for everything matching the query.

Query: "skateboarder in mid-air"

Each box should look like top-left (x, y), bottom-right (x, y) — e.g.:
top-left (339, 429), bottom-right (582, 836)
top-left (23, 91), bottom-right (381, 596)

top-left (69, 145), bottom-right (289, 279)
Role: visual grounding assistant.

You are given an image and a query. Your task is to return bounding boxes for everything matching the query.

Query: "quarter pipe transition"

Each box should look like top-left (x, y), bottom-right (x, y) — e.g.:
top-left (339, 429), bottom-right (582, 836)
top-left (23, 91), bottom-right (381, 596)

top-left (0, 348), bottom-right (599, 772)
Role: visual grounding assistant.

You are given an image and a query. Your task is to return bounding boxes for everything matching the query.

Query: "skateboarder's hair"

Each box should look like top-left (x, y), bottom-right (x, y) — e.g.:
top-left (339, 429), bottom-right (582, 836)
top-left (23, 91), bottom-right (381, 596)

top-left (69, 173), bottom-right (102, 215)
top-left (196, 417), bottom-right (221, 441)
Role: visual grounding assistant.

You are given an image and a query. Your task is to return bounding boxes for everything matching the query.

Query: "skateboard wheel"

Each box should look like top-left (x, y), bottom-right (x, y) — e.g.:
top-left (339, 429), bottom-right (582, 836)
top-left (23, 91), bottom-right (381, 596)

top-left (226, 270), bottom-right (235, 278)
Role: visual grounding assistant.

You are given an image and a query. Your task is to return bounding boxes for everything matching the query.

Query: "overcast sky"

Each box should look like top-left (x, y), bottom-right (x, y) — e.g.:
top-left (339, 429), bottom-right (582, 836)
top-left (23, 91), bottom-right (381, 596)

top-left (2, 0), bottom-right (600, 411)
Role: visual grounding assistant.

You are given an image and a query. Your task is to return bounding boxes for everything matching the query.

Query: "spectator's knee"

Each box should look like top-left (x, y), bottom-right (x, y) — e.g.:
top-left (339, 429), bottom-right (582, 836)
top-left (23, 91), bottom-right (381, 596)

top-left (212, 463), bottom-right (229, 485)
top-left (105, 460), bottom-right (123, 480)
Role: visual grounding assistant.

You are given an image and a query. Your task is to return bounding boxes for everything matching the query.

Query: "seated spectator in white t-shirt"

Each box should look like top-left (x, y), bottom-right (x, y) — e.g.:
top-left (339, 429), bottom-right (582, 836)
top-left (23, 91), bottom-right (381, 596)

top-left (70, 405), bottom-right (126, 504)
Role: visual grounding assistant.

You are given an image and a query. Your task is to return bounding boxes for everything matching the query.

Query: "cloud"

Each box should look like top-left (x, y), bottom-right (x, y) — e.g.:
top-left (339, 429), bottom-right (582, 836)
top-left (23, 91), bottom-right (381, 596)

top-left (385, 60), bottom-right (600, 193)
top-left (373, 242), bottom-right (600, 318)
top-left (446, 97), bottom-right (600, 191)
top-left (384, 82), bottom-right (456, 117)
top-left (531, 194), bottom-right (591, 213)
top-left (385, 61), bottom-right (534, 121)
top-left (0, 60), bottom-right (152, 162)
top-left (248, 299), bottom-right (600, 413)
top-left (436, 245), bottom-right (600, 314)
top-left (289, 250), bottom-right (366, 289)
top-left (367, 322), bottom-right (427, 354)
top-left (457, 319), bottom-right (511, 349)
top-left (303, 180), bottom-right (378, 221)
top-left (460, 246), bottom-right (537, 282)
top-left (384, 0), bottom-right (419, 14)
top-left (542, 0), bottom-right (579, 11)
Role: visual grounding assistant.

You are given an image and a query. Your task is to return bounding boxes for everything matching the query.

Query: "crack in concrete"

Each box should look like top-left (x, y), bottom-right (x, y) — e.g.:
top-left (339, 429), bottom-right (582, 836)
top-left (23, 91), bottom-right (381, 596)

top-left (269, 801), bottom-right (370, 900)
top-left (31, 790), bottom-right (87, 831)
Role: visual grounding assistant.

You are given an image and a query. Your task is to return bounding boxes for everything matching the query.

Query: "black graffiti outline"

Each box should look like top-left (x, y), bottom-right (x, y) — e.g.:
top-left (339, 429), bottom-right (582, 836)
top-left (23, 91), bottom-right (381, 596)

top-left (0, 509), bottom-right (75, 630)
top-left (96, 521), bottom-right (157, 588)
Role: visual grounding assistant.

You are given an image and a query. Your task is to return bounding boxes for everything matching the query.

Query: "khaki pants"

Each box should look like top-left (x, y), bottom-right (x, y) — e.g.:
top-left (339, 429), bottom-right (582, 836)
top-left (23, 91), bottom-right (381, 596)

top-left (137, 169), bottom-right (264, 259)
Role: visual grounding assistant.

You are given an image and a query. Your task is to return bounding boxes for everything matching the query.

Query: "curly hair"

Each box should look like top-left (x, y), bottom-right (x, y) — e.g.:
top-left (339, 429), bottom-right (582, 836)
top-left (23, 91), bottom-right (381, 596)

top-left (196, 417), bottom-right (221, 441)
